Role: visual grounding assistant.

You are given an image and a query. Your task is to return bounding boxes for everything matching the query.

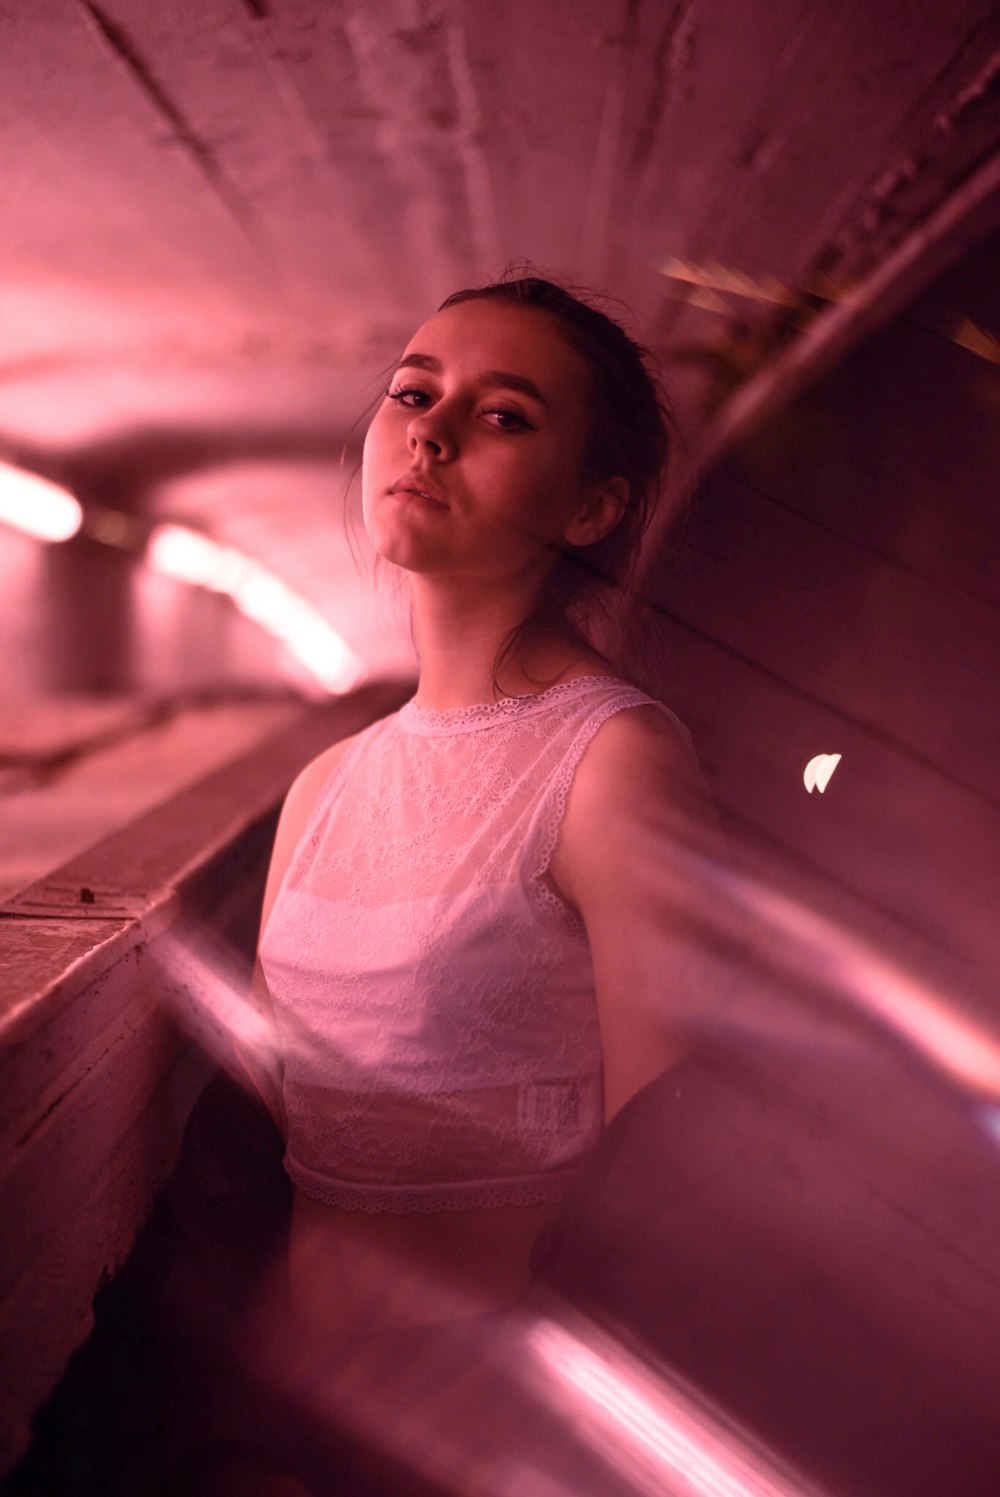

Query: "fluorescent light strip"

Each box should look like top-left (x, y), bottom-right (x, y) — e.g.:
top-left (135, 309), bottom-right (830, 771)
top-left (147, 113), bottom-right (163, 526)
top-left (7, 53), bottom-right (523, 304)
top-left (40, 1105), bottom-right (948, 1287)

top-left (147, 522), bottom-right (366, 694)
top-left (0, 461), bottom-right (83, 543)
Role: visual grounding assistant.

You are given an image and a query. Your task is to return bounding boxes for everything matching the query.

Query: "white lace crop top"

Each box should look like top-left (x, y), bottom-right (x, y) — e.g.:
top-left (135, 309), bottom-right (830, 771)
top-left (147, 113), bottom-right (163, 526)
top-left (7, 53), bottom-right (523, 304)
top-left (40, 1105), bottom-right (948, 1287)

top-left (258, 674), bottom-right (686, 1213)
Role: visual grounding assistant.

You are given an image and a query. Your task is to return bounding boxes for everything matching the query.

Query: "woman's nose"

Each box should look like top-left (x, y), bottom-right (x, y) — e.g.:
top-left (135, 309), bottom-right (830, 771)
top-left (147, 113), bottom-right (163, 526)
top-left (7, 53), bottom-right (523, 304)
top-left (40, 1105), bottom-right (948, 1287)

top-left (407, 406), bottom-right (456, 461)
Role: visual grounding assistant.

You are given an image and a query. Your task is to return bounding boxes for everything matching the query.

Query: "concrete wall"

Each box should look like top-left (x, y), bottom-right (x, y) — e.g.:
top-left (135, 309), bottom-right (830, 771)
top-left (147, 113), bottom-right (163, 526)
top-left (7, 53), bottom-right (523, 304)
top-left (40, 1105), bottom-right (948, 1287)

top-left (635, 228), bottom-right (1000, 1050)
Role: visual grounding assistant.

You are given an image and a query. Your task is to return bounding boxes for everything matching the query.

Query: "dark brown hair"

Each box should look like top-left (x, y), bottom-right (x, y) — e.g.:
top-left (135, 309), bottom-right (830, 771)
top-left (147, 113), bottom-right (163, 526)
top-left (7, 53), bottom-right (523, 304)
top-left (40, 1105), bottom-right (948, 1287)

top-left (437, 274), bottom-right (674, 690)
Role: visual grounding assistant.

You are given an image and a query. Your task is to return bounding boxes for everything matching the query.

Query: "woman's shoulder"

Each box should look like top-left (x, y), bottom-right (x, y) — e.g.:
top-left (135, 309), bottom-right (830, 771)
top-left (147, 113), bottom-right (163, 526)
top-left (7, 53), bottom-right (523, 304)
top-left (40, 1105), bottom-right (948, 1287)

top-left (577, 696), bottom-right (700, 796)
top-left (557, 661), bottom-right (675, 712)
top-left (297, 727), bottom-right (362, 790)
top-left (281, 721), bottom-right (375, 831)
top-left (550, 693), bottom-right (716, 920)
top-left (541, 658), bottom-right (700, 796)
top-left (558, 689), bottom-right (711, 860)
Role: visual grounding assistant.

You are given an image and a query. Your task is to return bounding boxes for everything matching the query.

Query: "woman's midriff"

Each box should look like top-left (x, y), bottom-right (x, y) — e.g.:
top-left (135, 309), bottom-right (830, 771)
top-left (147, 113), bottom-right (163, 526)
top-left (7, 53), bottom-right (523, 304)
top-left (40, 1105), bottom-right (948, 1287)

top-left (287, 1186), bottom-right (559, 1337)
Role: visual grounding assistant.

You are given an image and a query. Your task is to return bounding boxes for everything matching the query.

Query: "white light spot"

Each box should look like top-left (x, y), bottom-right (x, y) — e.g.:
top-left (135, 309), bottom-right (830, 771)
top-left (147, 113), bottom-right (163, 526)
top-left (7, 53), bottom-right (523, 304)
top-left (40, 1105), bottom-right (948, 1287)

top-left (0, 461), bottom-right (83, 543)
top-left (803, 753), bottom-right (841, 794)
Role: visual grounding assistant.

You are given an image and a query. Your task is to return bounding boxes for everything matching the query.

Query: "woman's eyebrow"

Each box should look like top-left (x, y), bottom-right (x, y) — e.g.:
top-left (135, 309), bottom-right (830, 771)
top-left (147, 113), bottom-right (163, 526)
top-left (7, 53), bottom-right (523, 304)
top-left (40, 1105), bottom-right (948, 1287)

top-left (395, 352), bottom-right (442, 375)
top-left (478, 370), bottom-right (551, 409)
top-left (394, 353), bottom-right (551, 409)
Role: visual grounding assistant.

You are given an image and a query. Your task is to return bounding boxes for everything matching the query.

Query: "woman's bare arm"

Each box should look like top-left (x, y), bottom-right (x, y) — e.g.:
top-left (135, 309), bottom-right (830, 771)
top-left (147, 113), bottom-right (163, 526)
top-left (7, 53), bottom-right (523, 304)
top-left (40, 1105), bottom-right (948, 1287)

top-left (550, 706), bottom-right (724, 1123)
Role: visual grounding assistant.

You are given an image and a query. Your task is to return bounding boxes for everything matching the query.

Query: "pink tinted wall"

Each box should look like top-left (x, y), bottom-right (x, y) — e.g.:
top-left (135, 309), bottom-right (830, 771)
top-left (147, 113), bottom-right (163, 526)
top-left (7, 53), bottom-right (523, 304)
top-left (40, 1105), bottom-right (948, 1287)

top-left (638, 228), bottom-right (1000, 986)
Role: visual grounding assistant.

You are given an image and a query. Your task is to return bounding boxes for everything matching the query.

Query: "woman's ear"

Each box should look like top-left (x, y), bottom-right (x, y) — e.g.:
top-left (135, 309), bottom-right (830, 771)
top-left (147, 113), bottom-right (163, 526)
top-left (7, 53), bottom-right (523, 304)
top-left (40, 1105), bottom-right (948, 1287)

top-left (563, 475), bottom-right (629, 548)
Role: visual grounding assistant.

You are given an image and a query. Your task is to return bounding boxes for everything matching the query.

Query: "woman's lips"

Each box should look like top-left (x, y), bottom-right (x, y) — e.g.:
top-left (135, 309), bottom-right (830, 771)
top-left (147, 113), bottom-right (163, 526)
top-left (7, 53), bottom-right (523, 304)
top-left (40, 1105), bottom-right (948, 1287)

top-left (389, 477), bottom-right (448, 507)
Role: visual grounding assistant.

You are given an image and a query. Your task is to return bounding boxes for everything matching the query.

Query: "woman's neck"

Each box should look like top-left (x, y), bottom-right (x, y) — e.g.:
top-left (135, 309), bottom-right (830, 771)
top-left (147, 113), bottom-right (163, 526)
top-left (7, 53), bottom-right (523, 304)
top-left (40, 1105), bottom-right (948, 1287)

top-left (408, 574), bottom-right (603, 711)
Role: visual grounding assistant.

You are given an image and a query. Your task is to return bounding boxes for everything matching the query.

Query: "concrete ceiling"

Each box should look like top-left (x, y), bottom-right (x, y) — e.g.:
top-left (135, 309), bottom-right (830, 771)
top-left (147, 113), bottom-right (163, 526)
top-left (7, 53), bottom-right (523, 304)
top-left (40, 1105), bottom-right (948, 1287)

top-left (1, 0), bottom-right (998, 681)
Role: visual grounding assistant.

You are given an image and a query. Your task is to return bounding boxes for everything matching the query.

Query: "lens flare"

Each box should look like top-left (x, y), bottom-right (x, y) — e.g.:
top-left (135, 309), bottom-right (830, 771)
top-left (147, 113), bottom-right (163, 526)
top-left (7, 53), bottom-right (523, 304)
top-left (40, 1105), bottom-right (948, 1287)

top-left (524, 1314), bottom-right (825, 1497)
top-left (802, 753), bottom-right (841, 794)
top-left (146, 874), bottom-right (995, 1490)
top-left (668, 837), bottom-right (1000, 1100)
top-left (149, 921), bottom-right (283, 1095)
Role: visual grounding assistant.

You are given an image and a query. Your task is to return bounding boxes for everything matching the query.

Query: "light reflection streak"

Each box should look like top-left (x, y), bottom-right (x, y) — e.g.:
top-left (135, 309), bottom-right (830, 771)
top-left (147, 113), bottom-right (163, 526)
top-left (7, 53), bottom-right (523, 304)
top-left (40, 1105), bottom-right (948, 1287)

top-left (690, 848), bottom-right (1000, 1099)
top-left (146, 892), bottom-right (991, 1488)
top-left (152, 827), bottom-right (1000, 1186)
top-left (524, 1316), bottom-right (825, 1497)
top-left (149, 922), bottom-right (285, 1104)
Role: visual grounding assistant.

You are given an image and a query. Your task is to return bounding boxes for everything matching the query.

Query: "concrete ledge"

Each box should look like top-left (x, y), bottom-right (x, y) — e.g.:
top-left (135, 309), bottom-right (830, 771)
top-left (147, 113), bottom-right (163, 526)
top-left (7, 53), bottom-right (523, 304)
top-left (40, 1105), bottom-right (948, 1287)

top-left (0, 679), bottom-right (412, 1475)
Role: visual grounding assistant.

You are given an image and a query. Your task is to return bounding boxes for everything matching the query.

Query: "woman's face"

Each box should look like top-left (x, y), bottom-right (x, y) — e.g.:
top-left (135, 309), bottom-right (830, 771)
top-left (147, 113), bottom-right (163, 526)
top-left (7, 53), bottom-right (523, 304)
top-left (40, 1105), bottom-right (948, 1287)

top-left (361, 299), bottom-right (605, 588)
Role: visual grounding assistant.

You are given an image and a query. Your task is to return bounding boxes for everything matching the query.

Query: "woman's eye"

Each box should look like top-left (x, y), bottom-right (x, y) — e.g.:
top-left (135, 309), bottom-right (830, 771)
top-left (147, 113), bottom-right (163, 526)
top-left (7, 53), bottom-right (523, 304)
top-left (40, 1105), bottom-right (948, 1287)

top-left (386, 386), bottom-right (432, 408)
top-left (483, 407), bottom-right (531, 432)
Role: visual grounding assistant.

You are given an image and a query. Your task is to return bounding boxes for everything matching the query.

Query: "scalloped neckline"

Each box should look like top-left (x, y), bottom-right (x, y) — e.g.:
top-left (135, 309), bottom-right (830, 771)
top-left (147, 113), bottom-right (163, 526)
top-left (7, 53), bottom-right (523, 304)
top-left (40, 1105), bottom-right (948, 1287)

top-left (399, 674), bottom-right (623, 733)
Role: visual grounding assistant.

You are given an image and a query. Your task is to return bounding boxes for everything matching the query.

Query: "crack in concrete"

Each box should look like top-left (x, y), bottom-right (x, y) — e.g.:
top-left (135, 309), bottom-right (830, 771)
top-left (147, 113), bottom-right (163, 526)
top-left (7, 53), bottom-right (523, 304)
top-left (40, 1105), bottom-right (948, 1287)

top-left (579, 0), bottom-right (642, 281)
top-left (626, 0), bottom-right (698, 184)
top-left (13, 1028), bottom-right (128, 1149)
top-left (444, 7), bottom-right (501, 272)
top-left (76, 0), bottom-right (269, 253)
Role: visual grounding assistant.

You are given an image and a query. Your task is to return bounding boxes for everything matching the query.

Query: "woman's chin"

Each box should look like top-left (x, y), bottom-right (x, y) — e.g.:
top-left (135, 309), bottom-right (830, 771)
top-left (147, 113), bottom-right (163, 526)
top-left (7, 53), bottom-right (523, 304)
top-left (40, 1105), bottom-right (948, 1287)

top-left (364, 515), bottom-right (445, 571)
top-left (373, 542), bottom-right (443, 576)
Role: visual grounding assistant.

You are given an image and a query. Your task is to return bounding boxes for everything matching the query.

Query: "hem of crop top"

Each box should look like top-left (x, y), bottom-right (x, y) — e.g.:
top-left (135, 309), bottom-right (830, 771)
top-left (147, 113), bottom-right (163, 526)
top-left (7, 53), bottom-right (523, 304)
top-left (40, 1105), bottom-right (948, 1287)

top-left (285, 1153), bottom-right (583, 1213)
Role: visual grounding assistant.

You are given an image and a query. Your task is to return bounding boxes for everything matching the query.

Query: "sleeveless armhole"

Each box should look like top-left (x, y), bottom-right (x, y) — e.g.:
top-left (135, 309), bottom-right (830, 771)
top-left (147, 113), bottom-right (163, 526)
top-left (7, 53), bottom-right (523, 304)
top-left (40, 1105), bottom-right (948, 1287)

top-left (526, 694), bottom-right (694, 929)
top-left (276, 720), bottom-right (389, 902)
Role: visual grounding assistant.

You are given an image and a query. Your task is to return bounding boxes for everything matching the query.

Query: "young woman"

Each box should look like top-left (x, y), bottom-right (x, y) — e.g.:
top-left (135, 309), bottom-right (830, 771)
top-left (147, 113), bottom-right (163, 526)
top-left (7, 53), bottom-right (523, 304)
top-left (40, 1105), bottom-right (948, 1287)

top-left (249, 277), bottom-right (713, 1349)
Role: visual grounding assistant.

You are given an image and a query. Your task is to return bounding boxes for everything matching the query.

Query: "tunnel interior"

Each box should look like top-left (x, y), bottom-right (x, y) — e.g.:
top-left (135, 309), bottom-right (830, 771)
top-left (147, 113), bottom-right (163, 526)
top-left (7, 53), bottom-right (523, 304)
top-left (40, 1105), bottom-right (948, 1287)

top-left (2, 3), bottom-right (999, 1494)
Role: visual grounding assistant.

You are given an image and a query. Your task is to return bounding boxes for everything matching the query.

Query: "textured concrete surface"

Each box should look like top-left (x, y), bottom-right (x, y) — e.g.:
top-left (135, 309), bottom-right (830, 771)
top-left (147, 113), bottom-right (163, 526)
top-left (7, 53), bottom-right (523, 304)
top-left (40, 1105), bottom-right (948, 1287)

top-left (0, 695), bottom-right (297, 899)
top-left (0, 681), bottom-right (411, 1477)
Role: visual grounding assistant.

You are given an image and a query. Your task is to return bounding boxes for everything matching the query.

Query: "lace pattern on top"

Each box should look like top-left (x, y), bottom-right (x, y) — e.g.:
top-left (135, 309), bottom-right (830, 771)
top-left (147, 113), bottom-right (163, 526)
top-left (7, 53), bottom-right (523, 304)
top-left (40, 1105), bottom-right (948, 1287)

top-left (259, 674), bottom-right (686, 1212)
